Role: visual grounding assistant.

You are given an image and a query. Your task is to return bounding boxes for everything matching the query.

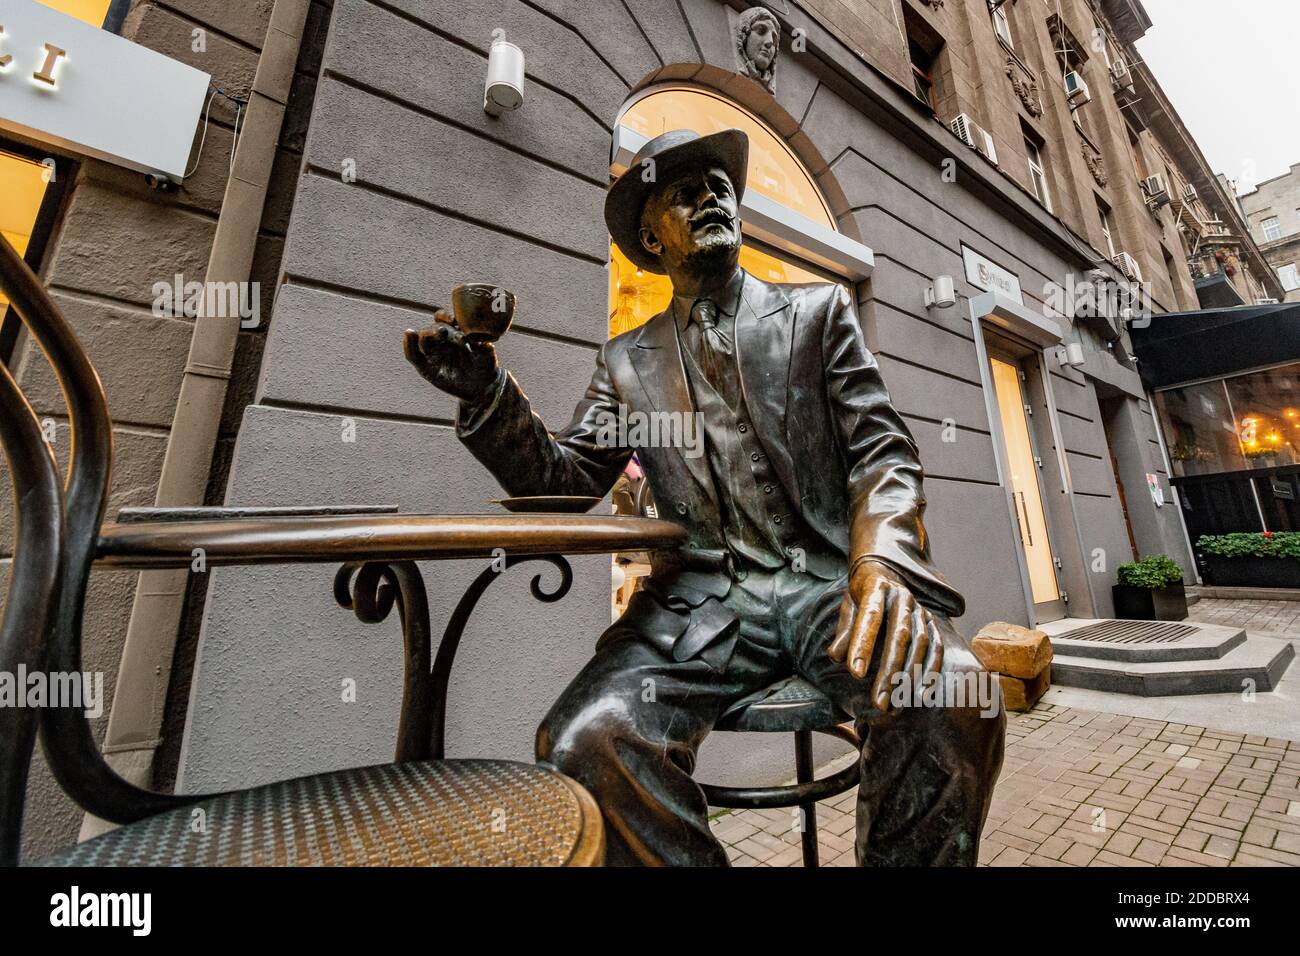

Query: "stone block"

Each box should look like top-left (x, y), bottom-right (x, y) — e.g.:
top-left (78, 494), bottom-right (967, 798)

top-left (974, 621), bottom-right (1053, 678)
top-left (999, 667), bottom-right (1052, 713)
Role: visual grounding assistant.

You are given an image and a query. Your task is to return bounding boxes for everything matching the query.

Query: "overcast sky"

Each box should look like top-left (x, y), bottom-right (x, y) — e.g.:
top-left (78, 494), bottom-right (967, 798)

top-left (1136, 0), bottom-right (1300, 195)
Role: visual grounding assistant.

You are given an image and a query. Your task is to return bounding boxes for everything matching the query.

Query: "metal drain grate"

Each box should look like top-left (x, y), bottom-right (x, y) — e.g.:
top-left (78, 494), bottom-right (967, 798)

top-left (1057, 620), bottom-right (1199, 645)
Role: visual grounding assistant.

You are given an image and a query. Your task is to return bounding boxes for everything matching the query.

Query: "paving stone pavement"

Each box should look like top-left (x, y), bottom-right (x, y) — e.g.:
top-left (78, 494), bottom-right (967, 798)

top-left (709, 702), bottom-right (1300, 867)
top-left (1188, 596), bottom-right (1300, 635)
top-left (710, 593), bottom-right (1300, 867)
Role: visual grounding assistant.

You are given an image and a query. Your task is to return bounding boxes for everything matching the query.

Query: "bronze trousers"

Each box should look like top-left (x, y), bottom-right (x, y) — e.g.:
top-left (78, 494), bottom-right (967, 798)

top-left (536, 566), bottom-right (1005, 866)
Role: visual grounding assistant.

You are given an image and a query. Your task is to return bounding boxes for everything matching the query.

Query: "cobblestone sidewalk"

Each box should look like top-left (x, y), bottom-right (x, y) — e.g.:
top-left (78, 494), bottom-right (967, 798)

top-left (710, 703), bottom-right (1300, 867)
top-left (1190, 596), bottom-right (1300, 634)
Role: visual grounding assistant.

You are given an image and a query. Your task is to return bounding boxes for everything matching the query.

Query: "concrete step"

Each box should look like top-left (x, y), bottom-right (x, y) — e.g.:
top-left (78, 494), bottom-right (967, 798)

top-left (1050, 638), bottom-right (1295, 697)
top-left (1188, 584), bottom-right (1300, 603)
top-left (1039, 618), bottom-right (1246, 663)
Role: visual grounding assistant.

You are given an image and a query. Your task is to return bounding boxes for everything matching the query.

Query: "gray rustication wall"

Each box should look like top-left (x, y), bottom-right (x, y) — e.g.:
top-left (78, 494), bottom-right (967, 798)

top-left (179, 0), bottom-right (1190, 793)
top-left (0, 0), bottom-right (329, 860)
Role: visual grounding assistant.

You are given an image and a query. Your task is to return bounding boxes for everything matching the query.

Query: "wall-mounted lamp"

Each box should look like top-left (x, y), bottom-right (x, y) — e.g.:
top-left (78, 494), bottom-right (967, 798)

top-left (924, 275), bottom-right (955, 309)
top-left (484, 35), bottom-right (525, 117)
top-left (1054, 342), bottom-right (1086, 369)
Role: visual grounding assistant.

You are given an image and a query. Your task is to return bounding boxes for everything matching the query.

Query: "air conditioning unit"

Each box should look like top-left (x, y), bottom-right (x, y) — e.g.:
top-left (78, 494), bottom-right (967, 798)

top-left (950, 114), bottom-right (999, 164)
top-left (1064, 71), bottom-right (1091, 105)
top-left (1110, 60), bottom-right (1136, 94)
top-left (1256, 297), bottom-right (1280, 305)
top-left (1142, 174), bottom-right (1171, 207)
top-left (1113, 251), bottom-right (1144, 283)
top-left (1182, 182), bottom-right (1198, 202)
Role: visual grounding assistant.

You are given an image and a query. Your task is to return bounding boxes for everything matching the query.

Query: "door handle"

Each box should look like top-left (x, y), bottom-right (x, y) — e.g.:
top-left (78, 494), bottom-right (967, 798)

top-left (1016, 491), bottom-right (1033, 547)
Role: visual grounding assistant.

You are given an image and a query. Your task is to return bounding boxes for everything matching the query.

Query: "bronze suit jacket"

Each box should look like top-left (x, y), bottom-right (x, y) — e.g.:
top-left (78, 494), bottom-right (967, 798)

top-left (456, 270), bottom-right (964, 619)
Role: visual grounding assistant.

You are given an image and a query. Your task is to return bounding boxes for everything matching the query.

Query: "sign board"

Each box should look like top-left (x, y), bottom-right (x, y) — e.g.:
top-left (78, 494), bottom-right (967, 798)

top-left (0, 1), bottom-right (210, 179)
top-left (1146, 473), bottom-right (1165, 508)
top-left (1271, 478), bottom-right (1295, 501)
top-left (963, 245), bottom-right (1023, 304)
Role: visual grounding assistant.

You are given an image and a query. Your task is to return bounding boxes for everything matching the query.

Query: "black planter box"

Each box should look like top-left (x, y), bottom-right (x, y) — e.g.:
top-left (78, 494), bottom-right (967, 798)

top-left (1112, 581), bottom-right (1188, 621)
top-left (1200, 554), bottom-right (1300, 588)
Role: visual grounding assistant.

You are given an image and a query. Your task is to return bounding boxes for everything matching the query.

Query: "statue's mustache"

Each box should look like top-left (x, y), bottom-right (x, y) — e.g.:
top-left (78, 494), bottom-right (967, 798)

top-left (690, 208), bottom-right (735, 228)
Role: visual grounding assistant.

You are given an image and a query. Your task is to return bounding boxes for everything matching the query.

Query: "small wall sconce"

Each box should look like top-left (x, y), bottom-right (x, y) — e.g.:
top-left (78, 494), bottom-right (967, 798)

top-left (924, 275), bottom-right (956, 309)
top-left (1055, 342), bottom-right (1086, 369)
top-left (484, 35), bottom-right (525, 117)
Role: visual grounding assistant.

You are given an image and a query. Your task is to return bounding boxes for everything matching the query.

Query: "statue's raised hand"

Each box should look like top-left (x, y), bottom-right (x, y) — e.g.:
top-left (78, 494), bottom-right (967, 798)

top-left (403, 309), bottom-right (500, 403)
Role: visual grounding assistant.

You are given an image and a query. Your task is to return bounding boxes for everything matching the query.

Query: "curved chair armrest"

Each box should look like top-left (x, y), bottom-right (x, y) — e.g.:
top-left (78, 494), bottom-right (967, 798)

top-left (94, 513), bottom-right (687, 569)
top-left (114, 505), bottom-right (400, 523)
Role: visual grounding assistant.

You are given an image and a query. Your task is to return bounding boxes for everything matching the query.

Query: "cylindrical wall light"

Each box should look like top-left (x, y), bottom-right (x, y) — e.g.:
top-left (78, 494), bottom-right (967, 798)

top-left (484, 36), bottom-right (525, 117)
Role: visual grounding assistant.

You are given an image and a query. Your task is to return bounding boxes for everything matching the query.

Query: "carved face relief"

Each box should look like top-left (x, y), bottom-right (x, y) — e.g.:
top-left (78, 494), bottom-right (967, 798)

top-left (735, 7), bottom-right (781, 93)
top-left (745, 18), bottom-right (778, 73)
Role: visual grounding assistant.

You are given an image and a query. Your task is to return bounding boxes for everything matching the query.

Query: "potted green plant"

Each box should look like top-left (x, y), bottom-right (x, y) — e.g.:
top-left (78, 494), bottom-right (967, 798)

top-left (1113, 555), bottom-right (1188, 620)
top-left (1196, 531), bottom-right (1300, 588)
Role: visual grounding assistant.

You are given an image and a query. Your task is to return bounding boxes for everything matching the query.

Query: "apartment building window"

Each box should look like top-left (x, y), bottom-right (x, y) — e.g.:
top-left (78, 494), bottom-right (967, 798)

top-left (1128, 126), bottom-right (1149, 180)
top-left (1163, 249), bottom-right (1184, 307)
top-left (1094, 22), bottom-right (1113, 70)
top-left (993, 4), bottom-right (1014, 48)
top-left (904, 5), bottom-right (946, 113)
top-left (1262, 216), bottom-right (1283, 242)
top-left (1024, 130), bottom-right (1052, 212)
top-left (1280, 263), bottom-right (1300, 292)
top-left (909, 39), bottom-right (939, 110)
top-left (1097, 199), bottom-right (1118, 259)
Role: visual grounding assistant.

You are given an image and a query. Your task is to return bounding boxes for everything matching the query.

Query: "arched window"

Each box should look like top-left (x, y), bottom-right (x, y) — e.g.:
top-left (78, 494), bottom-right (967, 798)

top-left (608, 86), bottom-right (872, 337)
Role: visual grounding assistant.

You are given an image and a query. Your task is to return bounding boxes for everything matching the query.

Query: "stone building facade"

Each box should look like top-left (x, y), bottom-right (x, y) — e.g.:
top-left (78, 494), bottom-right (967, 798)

top-left (1240, 164), bottom-right (1300, 304)
top-left (0, 0), bottom-right (1282, 857)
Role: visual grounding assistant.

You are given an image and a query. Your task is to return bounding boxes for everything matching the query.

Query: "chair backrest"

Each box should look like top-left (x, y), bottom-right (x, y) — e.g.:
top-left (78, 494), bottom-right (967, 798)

top-left (0, 233), bottom-right (190, 863)
top-left (0, 236), bottom-right (64, 866)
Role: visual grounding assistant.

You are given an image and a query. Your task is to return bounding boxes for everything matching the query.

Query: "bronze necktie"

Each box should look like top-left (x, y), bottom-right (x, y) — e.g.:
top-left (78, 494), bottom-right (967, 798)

top-left (690, 299), bottom-right (732, 388)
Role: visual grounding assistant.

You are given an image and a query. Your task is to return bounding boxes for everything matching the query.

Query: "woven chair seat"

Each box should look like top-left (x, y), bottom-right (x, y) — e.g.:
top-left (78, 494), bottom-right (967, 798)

top-left (37, 760), bottom-right (602, 867)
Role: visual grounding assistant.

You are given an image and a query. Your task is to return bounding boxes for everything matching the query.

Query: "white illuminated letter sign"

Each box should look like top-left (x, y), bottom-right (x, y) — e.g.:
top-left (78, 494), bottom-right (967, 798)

top-left (0, 1), bottom-right (209, 180)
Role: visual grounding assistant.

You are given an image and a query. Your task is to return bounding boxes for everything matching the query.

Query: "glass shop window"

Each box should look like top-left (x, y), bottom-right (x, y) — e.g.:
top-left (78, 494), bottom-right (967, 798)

top-left (1155, 362), bottom-right (1300, 478)
top-left (35, 0), bottom-right (116, 26)
top-left (610, 87), bottom-right (836, 338)
top-left (606, 86), bottom-right (842, 616)
top-left (0, 152), bottom-right (53, 319)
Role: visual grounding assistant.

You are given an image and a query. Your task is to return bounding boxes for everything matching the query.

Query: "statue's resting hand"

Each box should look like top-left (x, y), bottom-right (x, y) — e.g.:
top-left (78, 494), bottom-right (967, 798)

top-left (403, 311), bottom-right (500, 403)
top-left (828, 559), bottom-right (944, 713)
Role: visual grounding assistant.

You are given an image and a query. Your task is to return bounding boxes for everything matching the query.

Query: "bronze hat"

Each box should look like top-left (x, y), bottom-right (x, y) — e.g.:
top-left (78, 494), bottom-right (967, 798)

top-left (604, 128), bottom-right (749, 274)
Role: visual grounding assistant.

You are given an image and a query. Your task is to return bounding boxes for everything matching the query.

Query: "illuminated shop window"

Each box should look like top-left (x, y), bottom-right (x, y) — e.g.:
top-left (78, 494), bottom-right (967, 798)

top-left (36, 0), bottom-right (115, 27)
top-left (610, 87), bottom-right (837, 337)
top-left (1154, 363), bottom-right (1300, 478)
top-left (0, 152), bottom-right (53, 322)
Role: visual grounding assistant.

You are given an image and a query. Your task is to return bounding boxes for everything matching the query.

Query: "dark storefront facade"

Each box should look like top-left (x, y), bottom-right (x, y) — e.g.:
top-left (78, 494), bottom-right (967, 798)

top-left (1136, 302), bottom-right (1300, 583)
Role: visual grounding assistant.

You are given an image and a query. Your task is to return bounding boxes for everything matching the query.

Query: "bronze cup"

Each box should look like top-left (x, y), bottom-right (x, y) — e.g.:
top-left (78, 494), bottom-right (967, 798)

top-left (449, 282), bottom-right (515, 343)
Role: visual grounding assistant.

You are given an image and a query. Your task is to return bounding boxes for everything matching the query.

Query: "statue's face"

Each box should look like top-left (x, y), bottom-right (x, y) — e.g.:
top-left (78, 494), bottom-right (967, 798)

top-left (639, 166), bottom-right (741, 277)
top-left (745, 19), bottom-right (778, 72)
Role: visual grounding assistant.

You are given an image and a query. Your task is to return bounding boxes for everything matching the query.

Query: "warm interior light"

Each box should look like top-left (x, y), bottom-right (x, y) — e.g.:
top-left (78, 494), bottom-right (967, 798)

top-left (608, 240), bottom-right (823, 337)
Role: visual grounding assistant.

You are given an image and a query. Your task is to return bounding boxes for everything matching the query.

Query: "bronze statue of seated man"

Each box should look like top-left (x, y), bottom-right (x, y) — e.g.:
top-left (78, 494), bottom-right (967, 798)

top-left (404, 128), bottom-right (1005, 866)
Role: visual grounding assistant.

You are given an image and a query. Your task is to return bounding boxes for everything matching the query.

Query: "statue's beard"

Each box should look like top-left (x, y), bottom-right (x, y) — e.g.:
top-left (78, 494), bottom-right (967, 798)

top-left (682, 220), bottom-right (741, 269)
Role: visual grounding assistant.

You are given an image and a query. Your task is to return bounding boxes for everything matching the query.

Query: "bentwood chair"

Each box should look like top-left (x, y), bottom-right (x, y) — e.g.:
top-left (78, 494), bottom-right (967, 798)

top-left (0, 233), bottom-right (616, 867)
top-left (699, 677), bottom-right (861, 867)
